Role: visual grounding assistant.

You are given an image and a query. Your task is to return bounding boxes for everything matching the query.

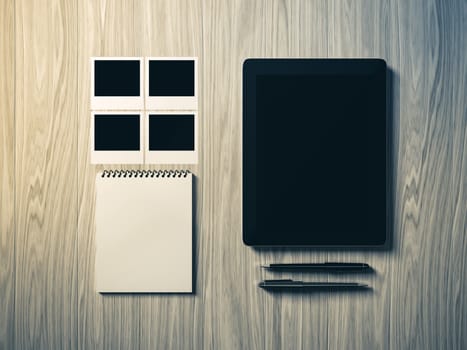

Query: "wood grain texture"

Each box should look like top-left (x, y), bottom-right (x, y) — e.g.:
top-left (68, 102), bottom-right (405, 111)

top-left (14, 0), bottom-right (78, 349)
top-left (139, 2), bottom-right (201, 349)
top-left (77, 2), bottom-right (145, 349)
top-left (251, 2), bottom-right (329, 350)
top-left (389, 0), bottom-right (467, 348)
top-left (326, 1), bottom-right (396, 349)
top-left (0, 1), bottom-right (15, 349)
top-left (1, 0), bottom-right (466, 349)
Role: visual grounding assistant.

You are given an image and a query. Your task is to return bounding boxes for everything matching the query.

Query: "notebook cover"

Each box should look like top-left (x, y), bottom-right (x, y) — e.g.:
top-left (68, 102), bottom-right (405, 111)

top-left (95, 171), bottom-right (192, 293)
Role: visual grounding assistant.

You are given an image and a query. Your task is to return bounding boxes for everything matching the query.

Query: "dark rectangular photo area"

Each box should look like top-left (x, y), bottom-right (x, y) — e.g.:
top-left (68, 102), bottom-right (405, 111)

top-left (94, 60), bottom-right (140, 96)
top-left (149, 60), bottom-right (195, 96)
top-left (94, 114), bottom-right (140, 151)
top-left (149, 115), bottom-right (194, 150)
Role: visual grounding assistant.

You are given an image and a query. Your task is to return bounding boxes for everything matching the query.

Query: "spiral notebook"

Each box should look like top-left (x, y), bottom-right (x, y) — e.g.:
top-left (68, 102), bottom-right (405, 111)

top-left (95, 170), bottom-right (192, 293)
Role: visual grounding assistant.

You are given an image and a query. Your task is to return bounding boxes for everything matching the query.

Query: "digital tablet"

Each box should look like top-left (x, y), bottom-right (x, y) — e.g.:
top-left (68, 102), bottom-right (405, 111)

top-left (243, 58), bottom-right (389, 246)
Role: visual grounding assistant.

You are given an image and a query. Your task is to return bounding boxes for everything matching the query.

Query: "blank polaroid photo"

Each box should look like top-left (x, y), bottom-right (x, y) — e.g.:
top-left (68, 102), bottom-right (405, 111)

top-left (145, 112), bottom-right (197, 164)
top-left (91, 57), bottom-right (144, 110)
top-left (145, 57), bottom-right (198, 110)
top-left (91, 112), bottom-right (144, 164)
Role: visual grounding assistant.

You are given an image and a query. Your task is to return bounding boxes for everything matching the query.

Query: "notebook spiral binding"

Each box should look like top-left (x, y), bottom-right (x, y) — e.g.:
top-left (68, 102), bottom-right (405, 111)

top-left (101, 170), bottom-right (190, 178)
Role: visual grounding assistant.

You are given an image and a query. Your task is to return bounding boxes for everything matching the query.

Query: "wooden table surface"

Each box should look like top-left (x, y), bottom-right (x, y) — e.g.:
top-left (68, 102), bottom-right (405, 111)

top-left (1, 0), bottom-right (466, 349)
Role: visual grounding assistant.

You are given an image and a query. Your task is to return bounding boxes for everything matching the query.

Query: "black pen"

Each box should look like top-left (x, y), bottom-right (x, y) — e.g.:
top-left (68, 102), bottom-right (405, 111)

top-left (261, 262), bottom-right (370, 271)
top-left (259, 279), bottom-right (368, 289)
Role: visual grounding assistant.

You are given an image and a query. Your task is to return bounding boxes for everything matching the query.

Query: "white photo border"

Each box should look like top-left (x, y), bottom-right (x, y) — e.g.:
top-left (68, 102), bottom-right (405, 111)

top-left (145, 57), bottom-right (198, 111)
top-left (91, 111), bottom-right (144, 164)
top-left (145, 111), bottom-right (198, 164)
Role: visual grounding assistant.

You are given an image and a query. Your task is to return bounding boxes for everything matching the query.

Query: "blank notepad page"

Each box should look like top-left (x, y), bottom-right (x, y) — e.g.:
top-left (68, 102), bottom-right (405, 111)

top-left (95, 171), bottom-right (192, 293)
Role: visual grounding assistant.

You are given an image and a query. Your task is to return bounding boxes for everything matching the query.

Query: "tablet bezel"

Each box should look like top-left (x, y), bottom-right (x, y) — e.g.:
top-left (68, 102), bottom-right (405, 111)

top-left (242, 58), bottom-right (389, 247)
